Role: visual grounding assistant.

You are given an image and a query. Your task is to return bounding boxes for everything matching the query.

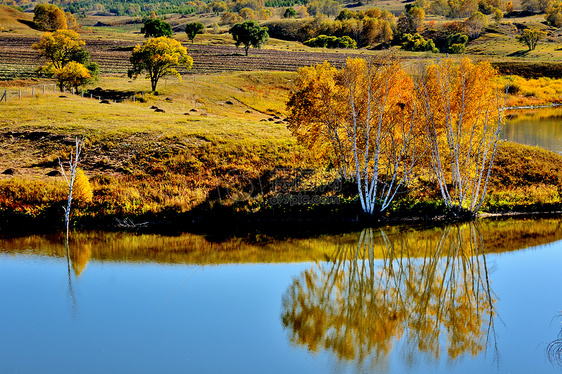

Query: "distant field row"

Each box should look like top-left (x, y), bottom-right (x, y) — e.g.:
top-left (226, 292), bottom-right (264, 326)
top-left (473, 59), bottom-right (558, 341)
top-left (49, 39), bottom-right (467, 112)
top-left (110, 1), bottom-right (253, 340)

top-left (0, 35), bottom-right (374, 79)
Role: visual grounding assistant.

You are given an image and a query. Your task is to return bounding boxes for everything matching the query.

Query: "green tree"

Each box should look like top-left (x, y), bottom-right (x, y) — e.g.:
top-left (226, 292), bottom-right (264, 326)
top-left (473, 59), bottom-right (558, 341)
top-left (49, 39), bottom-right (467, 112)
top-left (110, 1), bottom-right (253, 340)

top-left (517, 28), bottom-right (547, 50)
top-left (33, 3), bottom-right (67, 31)
top-left (493, 7), bottom-right (504, 23)
top-left (185, 22), bottom-right (204, 43)
top-left (397, 6), bottom-right (425, 35)
top-left (229, 21), bottom-right (269, 56)
top-left (335, 8), bottom-right (355, 20)
top-left (141, 18), bottom-right (172, 38)
top-left (239, 7), bottom-right (255, 20)
top-left (209, 1), bottom-right (228, 14)
top-left (521, 0), bottom-right (549, 12)
top-left (128, 37), bottom-right (193, 91)
top-left (546, 1), bottom-right (562, 27)
top-left (447, 32), bottom-right (468, 53)
top-left (283, 7), bottom-right (297, 18)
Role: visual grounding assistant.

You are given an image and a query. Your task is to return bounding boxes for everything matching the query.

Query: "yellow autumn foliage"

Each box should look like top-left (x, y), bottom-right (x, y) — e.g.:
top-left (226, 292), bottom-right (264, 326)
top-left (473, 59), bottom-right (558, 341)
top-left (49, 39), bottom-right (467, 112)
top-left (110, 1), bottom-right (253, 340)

top-left (73, 168), bottom-right (93, 203)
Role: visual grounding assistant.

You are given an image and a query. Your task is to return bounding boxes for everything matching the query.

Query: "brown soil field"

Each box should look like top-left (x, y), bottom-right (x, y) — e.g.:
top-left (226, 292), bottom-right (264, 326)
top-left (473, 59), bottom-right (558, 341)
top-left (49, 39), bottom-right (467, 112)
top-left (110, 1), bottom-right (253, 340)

top-left (0, 35), bottom-right (390, 79)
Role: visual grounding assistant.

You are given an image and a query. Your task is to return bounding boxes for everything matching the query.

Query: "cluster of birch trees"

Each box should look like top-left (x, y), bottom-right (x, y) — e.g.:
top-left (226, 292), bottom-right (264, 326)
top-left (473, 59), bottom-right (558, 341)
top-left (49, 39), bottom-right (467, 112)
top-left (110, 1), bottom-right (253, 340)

top-left (287, 54), bottom-right (509, 217)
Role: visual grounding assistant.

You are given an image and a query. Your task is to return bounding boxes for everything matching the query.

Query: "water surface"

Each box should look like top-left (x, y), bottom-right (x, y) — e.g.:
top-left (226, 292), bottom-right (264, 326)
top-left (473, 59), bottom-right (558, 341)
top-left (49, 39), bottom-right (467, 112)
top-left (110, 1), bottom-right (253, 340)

top-left (1, 218), bottom-right (562, 373)
top-left (503, 107), bottom-right (562, 153)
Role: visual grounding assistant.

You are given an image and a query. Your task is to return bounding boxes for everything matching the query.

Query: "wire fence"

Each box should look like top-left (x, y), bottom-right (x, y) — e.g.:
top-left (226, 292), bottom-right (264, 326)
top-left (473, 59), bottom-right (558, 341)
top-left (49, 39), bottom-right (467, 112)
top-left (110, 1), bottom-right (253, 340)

top-left (0, 84), bottom-right (146, 104)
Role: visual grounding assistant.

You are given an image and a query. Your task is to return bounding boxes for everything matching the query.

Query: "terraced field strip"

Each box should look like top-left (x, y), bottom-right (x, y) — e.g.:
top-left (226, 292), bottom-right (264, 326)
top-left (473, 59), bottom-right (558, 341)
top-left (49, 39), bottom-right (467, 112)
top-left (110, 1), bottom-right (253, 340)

top-left (0, 35), bottom-right (361, 79)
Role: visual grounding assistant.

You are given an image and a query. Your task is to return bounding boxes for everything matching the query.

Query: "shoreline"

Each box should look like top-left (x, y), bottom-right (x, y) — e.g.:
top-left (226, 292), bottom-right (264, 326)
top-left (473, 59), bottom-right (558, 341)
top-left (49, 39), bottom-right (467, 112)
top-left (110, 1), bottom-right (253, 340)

top-left (505, 103), bottom-right (562, 110)
top-left (1, 206), bottom-right (561, 238)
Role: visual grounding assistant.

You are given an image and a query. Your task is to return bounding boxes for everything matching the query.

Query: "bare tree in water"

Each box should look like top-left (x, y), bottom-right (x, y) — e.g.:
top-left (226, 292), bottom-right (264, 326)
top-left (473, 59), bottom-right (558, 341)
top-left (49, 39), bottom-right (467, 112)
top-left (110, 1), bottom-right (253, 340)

top-left (58, 138), bottom-right (83, 316)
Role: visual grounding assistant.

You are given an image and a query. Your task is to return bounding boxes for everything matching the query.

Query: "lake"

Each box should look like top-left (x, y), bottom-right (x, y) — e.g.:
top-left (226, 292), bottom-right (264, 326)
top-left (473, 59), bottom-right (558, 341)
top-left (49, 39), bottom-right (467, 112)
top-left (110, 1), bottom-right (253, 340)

top-left (1, 218), bottom-right (562, 373)
top-left (503, 107), bottom-right (562, 154)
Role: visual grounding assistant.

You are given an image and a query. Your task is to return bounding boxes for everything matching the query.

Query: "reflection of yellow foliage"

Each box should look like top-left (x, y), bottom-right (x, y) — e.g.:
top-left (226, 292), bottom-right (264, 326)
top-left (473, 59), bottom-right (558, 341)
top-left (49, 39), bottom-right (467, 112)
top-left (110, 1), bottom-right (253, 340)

top-left (0, 218), bottom-right (561, 267)
top-left (281, 224), bottom-right (496, 369)
top-left (70, 242), bottom-right (91, 276)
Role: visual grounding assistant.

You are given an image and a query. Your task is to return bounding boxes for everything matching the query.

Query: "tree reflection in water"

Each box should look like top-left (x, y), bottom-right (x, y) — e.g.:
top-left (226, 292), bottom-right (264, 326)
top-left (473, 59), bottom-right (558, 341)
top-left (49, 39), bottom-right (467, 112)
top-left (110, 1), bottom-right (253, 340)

top-left (65, 238), bottom-right (92, 316)
top-left (281, 223), bottom-right (498, 370)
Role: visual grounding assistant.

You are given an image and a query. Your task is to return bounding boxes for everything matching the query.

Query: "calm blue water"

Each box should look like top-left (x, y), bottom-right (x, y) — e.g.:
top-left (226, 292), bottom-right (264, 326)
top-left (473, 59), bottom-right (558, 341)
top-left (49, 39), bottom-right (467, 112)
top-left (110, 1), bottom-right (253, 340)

top-left (1, 226), bottom-right (562, 373)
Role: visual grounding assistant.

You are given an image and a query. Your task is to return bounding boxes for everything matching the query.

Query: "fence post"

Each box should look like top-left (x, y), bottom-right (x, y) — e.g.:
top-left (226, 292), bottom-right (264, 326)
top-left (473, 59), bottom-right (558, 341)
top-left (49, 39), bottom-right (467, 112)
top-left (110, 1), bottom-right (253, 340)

top-left (43, 85), bottom-right (45, 94)
top-left (1, 90), bottom-right (5, 103)
top-left (19, 90), bottom-right (21, 100)
top-left (32, 87), bottom-right (34, 96)
top-left (72, 88), bottom-right (75, 95)
top-left (53, 84), bottom-right (56, 92)
top-left (90, 93), bottom-right (92, 99)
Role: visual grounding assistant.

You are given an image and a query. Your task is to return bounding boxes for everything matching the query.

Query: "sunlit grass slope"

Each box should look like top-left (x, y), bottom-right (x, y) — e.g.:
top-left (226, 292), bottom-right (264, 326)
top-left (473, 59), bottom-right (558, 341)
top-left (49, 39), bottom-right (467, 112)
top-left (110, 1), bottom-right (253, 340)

top-left (0, 72), bottom-right (323, 221)
top-left (0, 5), bottom-right (35, 34)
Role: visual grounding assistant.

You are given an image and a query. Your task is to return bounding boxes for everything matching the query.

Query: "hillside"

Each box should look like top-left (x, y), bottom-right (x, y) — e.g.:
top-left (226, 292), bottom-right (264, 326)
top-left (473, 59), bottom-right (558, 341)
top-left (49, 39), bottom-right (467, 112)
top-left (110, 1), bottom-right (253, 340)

top-left (0, 5), bottom-right (35, 34)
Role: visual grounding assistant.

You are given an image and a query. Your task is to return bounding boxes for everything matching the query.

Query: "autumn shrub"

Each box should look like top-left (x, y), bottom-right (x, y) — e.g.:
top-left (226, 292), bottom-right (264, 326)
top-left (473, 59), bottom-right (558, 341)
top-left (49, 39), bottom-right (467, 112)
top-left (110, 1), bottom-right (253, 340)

top-left (505, 76), bottom-right (562, 106)
top-left (447, 32), bottom-right (468, 53)
top-left (0, 178), bottom-right (65, 216)
top-left (73, 168), bottom-right (94, 204)
top-left (448, 43), bottom-right (465, 53)
top-left (401, 33), bottom-right (438, 52)
top-left (303, 34), bottom-right (357, 48)
top-left (489, 141), bottom-right (562, 189)
top-left (484, 141), bottom-right (562, 211)
top-left (484, 185), bottom-right (561, 212)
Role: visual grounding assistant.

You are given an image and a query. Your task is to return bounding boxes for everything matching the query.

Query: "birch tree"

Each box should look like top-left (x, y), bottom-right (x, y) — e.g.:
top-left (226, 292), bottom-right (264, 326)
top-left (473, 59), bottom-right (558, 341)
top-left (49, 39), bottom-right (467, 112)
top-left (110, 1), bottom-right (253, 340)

top-left (414, 58), bottom-right (509, 217)
top-left (287, 55), bottom-right (422, 214)
top-left (59, 137), bottom-right (84, 234)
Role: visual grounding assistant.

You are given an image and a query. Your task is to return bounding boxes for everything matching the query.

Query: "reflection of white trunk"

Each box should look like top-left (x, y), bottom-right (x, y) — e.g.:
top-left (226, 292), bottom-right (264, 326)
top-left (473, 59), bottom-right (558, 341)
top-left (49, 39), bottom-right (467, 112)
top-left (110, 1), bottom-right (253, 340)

top-left (281, 222), bottom-right (498, 367)
top-left (59, 137), bottom-right (83, 234)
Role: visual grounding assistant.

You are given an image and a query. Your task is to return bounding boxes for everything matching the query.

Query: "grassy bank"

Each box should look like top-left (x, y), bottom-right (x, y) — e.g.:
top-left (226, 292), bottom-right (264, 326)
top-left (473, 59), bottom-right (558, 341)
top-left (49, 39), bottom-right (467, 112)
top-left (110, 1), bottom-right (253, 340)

top-left (0, 72), bottom-right (561, 232)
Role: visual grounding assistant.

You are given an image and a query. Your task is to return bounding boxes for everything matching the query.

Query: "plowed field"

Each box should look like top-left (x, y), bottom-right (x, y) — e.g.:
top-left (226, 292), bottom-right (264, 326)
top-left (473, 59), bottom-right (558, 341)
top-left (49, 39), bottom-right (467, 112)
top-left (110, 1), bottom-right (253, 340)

top-left (0, 35), bottom-right (365, 79)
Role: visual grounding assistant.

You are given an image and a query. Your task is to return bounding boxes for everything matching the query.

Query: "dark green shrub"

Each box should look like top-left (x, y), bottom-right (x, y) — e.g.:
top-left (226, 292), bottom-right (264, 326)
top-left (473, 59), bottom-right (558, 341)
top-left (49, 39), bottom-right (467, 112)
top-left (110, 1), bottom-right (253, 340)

top-left (303, 34), bottom-right (357, 48)
top-left (401, 33), bottom-right (438, 52)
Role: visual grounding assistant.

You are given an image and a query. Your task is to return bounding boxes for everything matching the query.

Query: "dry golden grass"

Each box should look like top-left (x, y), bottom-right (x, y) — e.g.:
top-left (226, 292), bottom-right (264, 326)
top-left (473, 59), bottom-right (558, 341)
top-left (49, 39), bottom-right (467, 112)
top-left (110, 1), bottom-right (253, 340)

top-left (0, 5), bottom-right (36, 35)
top-left (506, 76), bottom-right (562, 106)
top-left (0, 72), bottom-right (321, 219)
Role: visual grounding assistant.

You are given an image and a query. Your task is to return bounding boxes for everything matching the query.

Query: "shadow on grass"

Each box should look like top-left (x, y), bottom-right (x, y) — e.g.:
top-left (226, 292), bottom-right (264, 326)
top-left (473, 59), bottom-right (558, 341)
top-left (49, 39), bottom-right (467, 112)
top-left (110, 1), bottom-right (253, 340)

top-left (87, 87), bottom-right (137, 100)
top-left (508, 49), bottom-right (531, 57)
top-left (17, 19), bottom-right (37, 30)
